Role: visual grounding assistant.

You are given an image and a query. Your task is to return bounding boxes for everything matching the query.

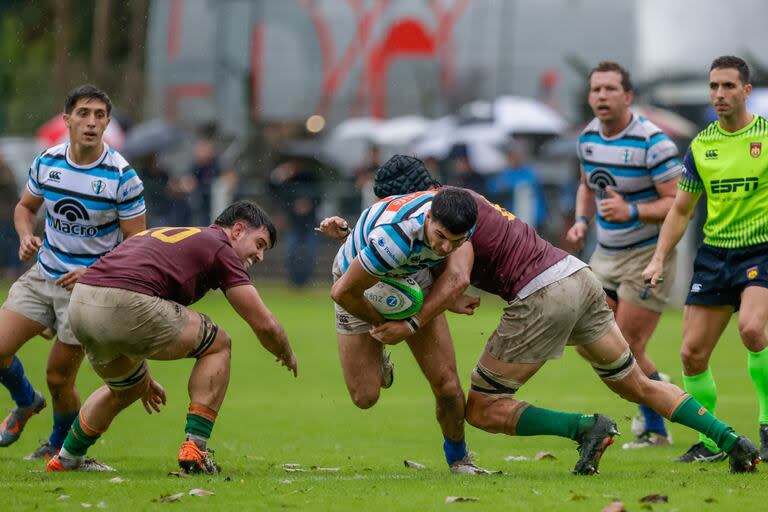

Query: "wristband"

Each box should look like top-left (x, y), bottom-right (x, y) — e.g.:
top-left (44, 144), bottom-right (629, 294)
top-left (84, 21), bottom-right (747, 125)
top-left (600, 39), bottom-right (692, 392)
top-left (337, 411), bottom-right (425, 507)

top-left (576, 216), bottom-right (590, 225)
top-left (628, 203), bottom-right (639, 221)
top-left (403, 316), bottom-right (421, 333)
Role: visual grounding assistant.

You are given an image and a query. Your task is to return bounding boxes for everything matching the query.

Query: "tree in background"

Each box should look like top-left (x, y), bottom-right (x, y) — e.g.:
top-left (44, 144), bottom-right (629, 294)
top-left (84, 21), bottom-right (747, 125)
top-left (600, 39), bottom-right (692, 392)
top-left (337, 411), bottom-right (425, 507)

top-left (0, 0), bottom-right (149, 134)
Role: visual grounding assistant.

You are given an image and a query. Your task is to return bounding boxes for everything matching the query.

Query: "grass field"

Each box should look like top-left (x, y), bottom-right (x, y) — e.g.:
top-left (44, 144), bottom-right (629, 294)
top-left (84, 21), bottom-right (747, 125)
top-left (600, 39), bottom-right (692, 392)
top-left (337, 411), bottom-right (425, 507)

top-left (1, 281), bottom-right (766, 511)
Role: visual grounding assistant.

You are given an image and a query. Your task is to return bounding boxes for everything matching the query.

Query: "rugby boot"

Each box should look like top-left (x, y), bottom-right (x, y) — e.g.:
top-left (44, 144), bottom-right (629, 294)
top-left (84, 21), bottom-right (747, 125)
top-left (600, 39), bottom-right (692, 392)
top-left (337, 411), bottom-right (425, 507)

top-left (674, 442), bottom-right (727, 463)
top-left (24, 441), bottom-right (58, 461)
top-left (572, 414), bottom-right (619, 475)
top-left (47, 454), bottom-right (115, 472)
top-left (178, 440), bottom-right (220, 474)
top-left (622, 431), bottom-right (672, 449)
top-left (381, 349), bottom-right (394, 389)
top-left (449, 453), bottom-right (501, 475)
top-left (0, 391), bottom-right (46, 447)
top-left (759, 424), bottom-right (768, 461)
top-left (726, 436), bottom-right (760, 473)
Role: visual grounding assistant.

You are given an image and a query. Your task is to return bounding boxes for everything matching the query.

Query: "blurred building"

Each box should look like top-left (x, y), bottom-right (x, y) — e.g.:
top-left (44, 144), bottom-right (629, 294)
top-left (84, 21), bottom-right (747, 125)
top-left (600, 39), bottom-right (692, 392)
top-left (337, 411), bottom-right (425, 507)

top-left (145, 0), bottom-right (635, 132)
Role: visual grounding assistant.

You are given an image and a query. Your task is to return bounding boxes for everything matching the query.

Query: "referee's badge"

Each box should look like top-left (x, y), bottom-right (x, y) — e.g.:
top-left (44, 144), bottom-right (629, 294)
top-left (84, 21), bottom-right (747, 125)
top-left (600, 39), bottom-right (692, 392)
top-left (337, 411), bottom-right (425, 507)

top-left (747, 266), bottom-right (759, 280)
top-left (91, 179), bottom-right (105, 194)
top-left (750, 142), bottom-right (761, 158)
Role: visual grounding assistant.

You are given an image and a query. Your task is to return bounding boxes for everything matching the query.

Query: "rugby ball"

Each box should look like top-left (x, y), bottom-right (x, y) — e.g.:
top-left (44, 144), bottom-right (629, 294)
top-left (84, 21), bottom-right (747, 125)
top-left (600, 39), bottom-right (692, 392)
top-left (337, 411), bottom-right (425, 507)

top-left (364, 276), bottom-right (423, 320)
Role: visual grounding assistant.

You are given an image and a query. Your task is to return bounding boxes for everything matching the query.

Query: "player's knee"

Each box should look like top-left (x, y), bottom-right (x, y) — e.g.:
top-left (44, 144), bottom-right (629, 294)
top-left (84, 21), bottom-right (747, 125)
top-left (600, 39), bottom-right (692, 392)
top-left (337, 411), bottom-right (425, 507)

top-left (680, 345), bottom-right (709, 373)
top-left (350, 388), bottom-right (380, 409)
top-left (188, 315), bottom-right (228, 359)
top-left (45, 365), bottom-right (74, 393)
top-left (431, 372), bottom-right (463, 402)
top-left (738, 319), bottom-right (767, 351)
top-left (592, 348), bottom-right (636, 382)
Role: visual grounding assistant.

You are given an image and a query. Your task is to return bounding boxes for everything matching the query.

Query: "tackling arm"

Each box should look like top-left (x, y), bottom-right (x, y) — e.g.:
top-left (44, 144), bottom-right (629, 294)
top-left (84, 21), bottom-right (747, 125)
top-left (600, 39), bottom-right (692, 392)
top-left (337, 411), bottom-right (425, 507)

top-left (414, 241), bottom-right (473, 326)
top-left (225, 284), bottom-right (297, 376)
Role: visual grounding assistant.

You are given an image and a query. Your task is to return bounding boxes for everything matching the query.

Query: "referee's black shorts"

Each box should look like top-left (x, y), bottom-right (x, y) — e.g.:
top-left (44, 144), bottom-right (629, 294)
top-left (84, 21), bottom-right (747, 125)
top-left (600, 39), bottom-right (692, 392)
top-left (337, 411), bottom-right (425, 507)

top-left (686, 242), bottom-right (768, 311)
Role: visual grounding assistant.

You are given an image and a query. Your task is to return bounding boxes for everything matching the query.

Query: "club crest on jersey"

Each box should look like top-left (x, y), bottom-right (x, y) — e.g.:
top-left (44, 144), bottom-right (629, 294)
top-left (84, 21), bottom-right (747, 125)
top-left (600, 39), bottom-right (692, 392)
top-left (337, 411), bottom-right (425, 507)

top-left (91, 179), bottom-right (105, 194)
top-left (747, 266), bottom-right (759, 280)
top-left (750, 142), bottom-right (762, 158)
top-left (622, 149), bottom-right (631, 163)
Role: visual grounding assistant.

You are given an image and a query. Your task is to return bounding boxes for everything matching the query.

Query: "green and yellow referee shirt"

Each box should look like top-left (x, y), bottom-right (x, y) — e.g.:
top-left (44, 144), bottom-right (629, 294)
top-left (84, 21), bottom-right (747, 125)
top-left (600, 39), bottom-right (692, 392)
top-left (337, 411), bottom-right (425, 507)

top-left (679, 114), bottom-right (768, 248)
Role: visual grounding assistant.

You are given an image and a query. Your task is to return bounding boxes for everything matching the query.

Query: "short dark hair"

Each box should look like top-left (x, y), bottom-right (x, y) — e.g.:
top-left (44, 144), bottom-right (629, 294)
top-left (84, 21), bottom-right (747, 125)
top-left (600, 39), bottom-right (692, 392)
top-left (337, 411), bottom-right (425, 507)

top-left (710, 55), bottom-right (750, 84)
top-left (374, 154), bottom-right (441, 198)
top-left (430, 187), bottom-right (477, 235)
top-left (588, 61), bottom-right (633, 92)
top-left (65, 84), bottom-right (113, 115)
top-left (215, 200), bottom-right (277, 248)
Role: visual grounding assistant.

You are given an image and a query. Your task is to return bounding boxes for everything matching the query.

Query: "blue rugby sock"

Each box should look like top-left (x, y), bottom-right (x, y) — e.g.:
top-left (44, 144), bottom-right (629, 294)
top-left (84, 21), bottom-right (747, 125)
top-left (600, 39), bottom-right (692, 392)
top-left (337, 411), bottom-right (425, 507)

top-left (0, 356), bottom-right (36, 407)
top-left (443, 436), bottom-right (467, 465)
top-left (641, 371), bottom-right (668, 435)
top-left (49, 411), bottom-right (79, 449)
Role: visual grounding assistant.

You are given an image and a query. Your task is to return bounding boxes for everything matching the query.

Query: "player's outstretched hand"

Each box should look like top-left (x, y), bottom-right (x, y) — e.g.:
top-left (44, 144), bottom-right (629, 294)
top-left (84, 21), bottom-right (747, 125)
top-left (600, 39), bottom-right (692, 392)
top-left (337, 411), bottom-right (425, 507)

top-left (641, 257), bottom-right (664, 288)
top-left (370, 321), bottom-right (410, 345)
top-left (55, 268), bottom-right (88, 291)
top-left (315, 216), bottom-right (350, 240)
top-left (565, 222), bottom-right (587, 251)
top-left (277, 351), bottom-right (298, 377)
top-left (449, 294), bottom-right (481, 315)
top-left (141, 378), bottom-right (167, 414)
top-left (18, 235), bottom-right (42, 262)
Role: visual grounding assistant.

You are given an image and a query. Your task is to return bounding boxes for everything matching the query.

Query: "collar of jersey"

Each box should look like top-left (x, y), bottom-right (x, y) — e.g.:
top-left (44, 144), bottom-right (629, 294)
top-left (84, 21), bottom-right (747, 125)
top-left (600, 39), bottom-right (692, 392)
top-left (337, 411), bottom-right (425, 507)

top-left (597, 113), bottom-right (638, 141)
top-left (65, 142), bottom-right (109, 170)
top-left (715, 113), bottom-right (758, 137)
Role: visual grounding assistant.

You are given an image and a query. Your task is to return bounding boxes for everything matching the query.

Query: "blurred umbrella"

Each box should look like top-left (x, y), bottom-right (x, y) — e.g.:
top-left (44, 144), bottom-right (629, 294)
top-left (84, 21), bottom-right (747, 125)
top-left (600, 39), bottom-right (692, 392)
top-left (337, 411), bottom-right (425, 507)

top-left (411, 120), bottom-right (508, 174)
top-left (458, 96), bottom-right (568, 135)
top-left (632, 105), bottom-right (697, 139)
top-left (374, 116), bottom-right (431, 146)
top-left (331, 117), bottom-right (382, 142)
top-left (121, 119), bottom-right (185, 159)
top-left (493, 96), bottom-right (568, 134)
top-left (36, 114), bottom-right (125, 150)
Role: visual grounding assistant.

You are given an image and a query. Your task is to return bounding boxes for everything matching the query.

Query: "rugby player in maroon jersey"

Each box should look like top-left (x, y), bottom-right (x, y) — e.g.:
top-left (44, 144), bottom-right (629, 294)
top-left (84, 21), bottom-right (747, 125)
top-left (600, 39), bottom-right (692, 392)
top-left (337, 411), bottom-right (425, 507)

top-left (321, 156), bottom-right (759, 474)
top-left (47, 201), bottom-right (297, 473)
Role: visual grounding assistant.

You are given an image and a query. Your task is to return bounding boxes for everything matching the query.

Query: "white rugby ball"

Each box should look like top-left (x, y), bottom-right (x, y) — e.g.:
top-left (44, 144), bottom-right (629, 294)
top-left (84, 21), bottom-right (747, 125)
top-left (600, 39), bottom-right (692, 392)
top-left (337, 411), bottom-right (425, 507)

top-left (364, 275), bottom-right (423, 320)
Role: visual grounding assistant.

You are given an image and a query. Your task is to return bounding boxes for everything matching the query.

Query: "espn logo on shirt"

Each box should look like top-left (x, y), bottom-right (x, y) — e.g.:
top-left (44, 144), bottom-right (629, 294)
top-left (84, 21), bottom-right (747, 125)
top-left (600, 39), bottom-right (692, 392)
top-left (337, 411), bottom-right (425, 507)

top-left (710, 177), bottom-right (758, 194)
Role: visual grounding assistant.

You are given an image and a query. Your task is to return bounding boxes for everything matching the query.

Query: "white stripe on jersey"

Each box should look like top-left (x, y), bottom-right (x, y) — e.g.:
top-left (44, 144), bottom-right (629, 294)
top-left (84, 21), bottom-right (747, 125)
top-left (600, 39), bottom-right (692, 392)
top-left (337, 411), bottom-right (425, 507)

top-left (334, 191), bottom-right (444, 277)
top-left (27, 143), bottom-right (145, 278)
top-left (577, 114), bottom-right (682, 250)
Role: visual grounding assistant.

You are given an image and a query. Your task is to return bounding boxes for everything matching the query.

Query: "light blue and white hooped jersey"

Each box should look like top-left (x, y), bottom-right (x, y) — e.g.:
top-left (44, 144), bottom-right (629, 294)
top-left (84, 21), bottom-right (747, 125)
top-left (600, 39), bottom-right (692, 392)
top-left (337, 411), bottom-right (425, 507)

top-left (26, 143), bottom-right (145, 279)
top-left (334, 191), bottom-right (446, 277)
top-left (577, 114), bottom-right (682, 251)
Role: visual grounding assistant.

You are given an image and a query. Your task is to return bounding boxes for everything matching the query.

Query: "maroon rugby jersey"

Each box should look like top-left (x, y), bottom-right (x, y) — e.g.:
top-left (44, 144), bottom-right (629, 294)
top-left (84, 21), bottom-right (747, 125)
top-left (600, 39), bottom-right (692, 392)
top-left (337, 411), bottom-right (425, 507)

top-left (79, 225), bottom-right (251, 305)
top-left (467, 190), bottom-right (568, 300)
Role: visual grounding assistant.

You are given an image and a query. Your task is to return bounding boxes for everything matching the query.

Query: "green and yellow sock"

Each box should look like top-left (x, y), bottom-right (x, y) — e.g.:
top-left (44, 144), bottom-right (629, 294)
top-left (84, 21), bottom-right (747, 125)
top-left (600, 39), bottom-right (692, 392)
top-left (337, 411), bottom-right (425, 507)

top-left (747, 347), bottom-right (768, 424)
top-left (515, 403), bottom-right (595, 440)
top-left (682, 367), bottom-right (720, 452)
top-left (670, 394), bottom-right (737, 453)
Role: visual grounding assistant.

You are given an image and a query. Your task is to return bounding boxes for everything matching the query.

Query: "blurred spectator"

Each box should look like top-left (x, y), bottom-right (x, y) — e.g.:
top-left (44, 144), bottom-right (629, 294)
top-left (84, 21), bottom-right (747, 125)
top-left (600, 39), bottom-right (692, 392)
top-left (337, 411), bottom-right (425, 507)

top-left (0, 153), bottom-right (21, 279)
top-left (135, 154), bottom-right (173, 227)
top-left (269, 159), bottom-right (321, 286)
top-left (354, 144), bottom-right (381, 207)
top-left (447, 143), bottom-right (486, 194)
top-left (485, 140), bottom-right (547, 228)
top-left (190, 123), bottom-right (223, 224)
